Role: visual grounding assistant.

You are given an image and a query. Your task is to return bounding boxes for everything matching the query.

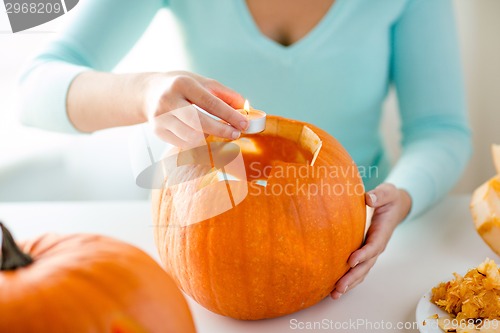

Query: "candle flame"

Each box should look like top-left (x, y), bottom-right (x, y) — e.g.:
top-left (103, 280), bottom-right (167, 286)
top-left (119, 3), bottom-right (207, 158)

top-left (244, 100), bottom-right (250, 112)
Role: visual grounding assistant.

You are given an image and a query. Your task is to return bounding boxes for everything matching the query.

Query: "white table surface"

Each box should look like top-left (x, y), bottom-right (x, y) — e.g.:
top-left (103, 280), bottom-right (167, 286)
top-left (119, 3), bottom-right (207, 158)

top-left (0, 195), bottom-right (497, 333)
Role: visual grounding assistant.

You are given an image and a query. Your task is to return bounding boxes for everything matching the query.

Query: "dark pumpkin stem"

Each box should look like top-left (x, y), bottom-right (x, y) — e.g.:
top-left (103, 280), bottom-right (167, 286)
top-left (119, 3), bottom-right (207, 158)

top-left (0, 222), bottom-right (33, 271)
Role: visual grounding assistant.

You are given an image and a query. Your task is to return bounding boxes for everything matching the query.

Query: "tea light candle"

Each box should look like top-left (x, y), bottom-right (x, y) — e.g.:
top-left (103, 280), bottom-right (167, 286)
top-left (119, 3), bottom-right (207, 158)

top-left (237, 100), bottom-right (266, 134)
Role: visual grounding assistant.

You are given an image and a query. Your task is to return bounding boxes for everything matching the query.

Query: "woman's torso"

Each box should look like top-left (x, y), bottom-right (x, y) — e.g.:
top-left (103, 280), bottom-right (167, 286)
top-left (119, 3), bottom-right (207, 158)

top-left (166, 0), bottom-right (408, 189)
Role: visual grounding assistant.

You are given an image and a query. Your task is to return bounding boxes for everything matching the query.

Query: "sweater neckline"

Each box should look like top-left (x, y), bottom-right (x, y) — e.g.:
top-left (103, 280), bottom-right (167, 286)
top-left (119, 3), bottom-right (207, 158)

top-left (235, 0), bottom-right (345, 58)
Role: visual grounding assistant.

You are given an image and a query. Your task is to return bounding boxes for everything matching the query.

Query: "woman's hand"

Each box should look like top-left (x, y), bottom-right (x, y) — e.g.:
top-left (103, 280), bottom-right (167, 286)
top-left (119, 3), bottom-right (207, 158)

top-left (144, 71), bottom-right (249, 147)
top-left (330, 183), bottom-right (412, 299)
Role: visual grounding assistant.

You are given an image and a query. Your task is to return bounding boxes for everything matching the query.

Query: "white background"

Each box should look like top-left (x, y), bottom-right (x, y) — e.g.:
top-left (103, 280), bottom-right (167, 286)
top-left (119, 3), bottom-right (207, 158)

top-left (0, 1), bottom-right (499, 201)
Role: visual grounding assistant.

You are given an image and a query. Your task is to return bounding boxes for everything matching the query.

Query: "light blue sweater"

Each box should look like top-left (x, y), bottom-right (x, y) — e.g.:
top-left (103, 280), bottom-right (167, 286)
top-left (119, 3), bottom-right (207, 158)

top-left (18, 0), bottom-right (472, 220)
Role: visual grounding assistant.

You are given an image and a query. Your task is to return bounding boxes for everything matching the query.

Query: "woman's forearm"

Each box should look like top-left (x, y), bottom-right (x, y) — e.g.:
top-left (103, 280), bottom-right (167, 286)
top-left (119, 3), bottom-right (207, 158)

top-left (67, 70), bottom-right (248, 146)
top-left (67, 71), bottom-right (151, 133)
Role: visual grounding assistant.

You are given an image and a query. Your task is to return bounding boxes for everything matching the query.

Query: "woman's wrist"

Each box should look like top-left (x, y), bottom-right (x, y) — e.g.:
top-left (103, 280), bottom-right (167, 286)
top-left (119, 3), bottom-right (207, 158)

top-left (126, 72), bottom-right (153, 124)
top-left (139, 71), bottom-right (176, 122)
top-left (397, 188), bottom-right (412, 222)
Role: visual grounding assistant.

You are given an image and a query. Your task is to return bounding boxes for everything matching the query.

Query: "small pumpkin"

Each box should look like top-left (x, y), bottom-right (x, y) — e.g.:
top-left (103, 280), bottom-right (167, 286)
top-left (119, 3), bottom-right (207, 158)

top-left (152, 115), bottom-right (366, 320)
top-left (471, 144), bottom-right (500, 257)
top-left (0, 223), bottom-right (196, 333)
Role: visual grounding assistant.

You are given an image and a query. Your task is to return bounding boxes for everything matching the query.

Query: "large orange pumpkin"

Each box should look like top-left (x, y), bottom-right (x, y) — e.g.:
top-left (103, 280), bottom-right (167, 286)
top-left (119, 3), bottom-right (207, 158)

top-left (0, 223), bottom-right (196, 333)
top-left (152, 115), bottom-right (366, 320)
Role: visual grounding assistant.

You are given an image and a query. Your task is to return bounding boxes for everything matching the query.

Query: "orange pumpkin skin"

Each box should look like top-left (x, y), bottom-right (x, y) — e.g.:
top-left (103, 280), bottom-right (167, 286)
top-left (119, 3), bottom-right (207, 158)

top-left (153, 115), bottom-right (366, 320)
top-left (0, 233), bottom-right (196, 333)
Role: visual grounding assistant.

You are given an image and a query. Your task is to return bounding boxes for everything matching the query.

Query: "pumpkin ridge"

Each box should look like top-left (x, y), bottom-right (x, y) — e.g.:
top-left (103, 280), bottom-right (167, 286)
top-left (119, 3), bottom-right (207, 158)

top-left (152, 183), bottom-right (165, 257)
top-left (240, 202), bottom-right (252, 317)
top-left (25, 234), bottom-right (98, 260)
top-left (183, 223), bottom-right (196, 303)
top-left (266, 195), bottom-right (276, 318)
top-left (205, 219), bottom-right (224, 314)
top-left (288, 193), bottom-right (310, 311)
top-left (161, 187), bottom-right (174, 282)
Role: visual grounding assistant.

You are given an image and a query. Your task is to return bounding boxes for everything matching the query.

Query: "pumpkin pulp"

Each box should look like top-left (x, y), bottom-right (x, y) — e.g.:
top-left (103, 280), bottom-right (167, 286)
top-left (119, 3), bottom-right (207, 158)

top-left (207, 118), bottom-right (322, 185)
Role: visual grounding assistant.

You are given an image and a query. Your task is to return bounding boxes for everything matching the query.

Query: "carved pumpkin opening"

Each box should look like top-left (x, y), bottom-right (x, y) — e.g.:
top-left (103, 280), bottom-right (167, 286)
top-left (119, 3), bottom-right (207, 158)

top-left (208, 117), bottom-right (323, 184)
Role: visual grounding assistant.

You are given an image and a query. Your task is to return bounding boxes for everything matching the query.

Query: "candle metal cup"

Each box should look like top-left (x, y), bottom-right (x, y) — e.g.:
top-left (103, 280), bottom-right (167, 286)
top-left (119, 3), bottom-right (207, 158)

top-left (238, 108), bottom-right (266, 134)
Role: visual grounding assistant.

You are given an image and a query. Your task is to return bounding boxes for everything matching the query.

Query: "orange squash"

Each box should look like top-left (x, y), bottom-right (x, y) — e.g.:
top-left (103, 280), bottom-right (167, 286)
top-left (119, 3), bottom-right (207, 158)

top-left (0, 223), bottom-right (196, 333)
top-left (152, 115), bottom-right (366, 320)
top-left (470, 144), bottom-right (500, 257)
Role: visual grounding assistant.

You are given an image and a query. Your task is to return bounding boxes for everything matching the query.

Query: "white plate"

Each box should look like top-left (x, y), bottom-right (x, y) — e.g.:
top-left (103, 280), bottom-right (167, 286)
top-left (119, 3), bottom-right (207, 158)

top-left (415, 291), bottom-right (452, 333)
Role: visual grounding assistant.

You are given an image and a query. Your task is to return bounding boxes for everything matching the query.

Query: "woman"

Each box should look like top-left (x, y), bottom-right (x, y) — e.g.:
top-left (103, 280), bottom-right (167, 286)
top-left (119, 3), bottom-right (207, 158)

top-left (17, 0), bottom-right (471, 299)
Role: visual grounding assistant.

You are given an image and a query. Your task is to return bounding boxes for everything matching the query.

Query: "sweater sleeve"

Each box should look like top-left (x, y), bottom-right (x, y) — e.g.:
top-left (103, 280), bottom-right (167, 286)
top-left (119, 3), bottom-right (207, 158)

top-left (17, 0), bottom-right (165, 133)
top-left (384, 0), bottom-right (472, 220)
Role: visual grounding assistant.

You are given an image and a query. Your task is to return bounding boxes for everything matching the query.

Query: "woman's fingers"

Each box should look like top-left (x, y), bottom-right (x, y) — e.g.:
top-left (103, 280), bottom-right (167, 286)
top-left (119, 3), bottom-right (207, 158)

top-left (149, 72), bottom-right (250, 145)
top-left (166, 114), bottom-right (205, 146)
top-left (155, 107), bottom-right (205, 148)
top-left (173, 76), bottom-right (248, 131)
top-left (168, 103), bottom-right (241, 141)
top-left (331, 220), bottom-right (392, 299)
top-left (348, 215), bottom-right (395, 268)
top-left (204, 79), bottom-right (246, 110)
top-left (181, 72), bottom-right (245, 109)
top-left (197, 111), bottom-right (241, 140)
top-left (153, 110), bottom-right (241, 145)
top-left (152, 99), bottom-right (242, 146)
top-left (330, 257), bottom-right (377, 299)
top-left (365, 183), bottom-right (398, 208)
top-left (153, 127), bottom-right (190, 148)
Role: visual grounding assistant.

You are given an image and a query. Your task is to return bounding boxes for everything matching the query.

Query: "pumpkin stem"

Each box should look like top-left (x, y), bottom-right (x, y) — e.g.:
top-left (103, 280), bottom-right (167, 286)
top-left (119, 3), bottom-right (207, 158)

top-left (0, 222), bottom-right (33, 271)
